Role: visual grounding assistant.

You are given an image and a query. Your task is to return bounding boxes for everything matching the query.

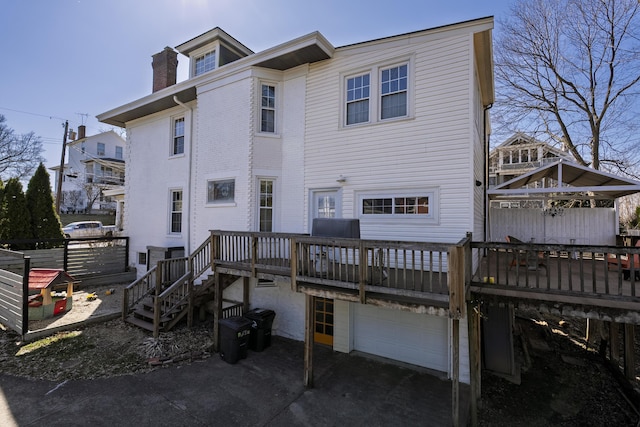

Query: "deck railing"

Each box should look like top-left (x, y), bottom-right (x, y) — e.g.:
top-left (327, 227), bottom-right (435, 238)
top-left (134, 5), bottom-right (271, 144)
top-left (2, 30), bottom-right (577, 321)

top-left (471, 242), bottom-right (640, 302)
top-left (210, 230), bottom-right (453, 303)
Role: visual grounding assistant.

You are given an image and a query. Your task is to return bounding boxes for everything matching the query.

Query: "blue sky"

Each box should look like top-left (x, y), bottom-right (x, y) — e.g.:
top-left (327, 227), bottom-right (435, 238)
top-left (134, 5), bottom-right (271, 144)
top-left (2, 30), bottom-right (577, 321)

top-left (0, 0), bottom-right (513, 170)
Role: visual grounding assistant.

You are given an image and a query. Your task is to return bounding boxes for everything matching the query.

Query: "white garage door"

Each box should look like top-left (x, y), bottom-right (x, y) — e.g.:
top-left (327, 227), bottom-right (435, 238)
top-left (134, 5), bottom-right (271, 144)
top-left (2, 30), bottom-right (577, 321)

top-left (352, 303), bottom-right (449, 372)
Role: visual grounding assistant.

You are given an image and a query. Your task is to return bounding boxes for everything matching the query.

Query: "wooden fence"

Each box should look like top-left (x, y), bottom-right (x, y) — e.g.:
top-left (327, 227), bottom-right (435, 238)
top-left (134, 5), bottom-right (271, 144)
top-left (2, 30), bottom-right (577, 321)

top-left (0, 250), bottom-right (30, 335)
top-left (0, 237), bottom-right (129, 279)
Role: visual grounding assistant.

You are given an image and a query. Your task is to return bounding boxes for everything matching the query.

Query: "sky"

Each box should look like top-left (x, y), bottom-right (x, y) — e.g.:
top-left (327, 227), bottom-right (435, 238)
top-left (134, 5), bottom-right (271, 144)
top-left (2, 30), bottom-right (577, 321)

top-left (0, 0), bottom-right (513, 172)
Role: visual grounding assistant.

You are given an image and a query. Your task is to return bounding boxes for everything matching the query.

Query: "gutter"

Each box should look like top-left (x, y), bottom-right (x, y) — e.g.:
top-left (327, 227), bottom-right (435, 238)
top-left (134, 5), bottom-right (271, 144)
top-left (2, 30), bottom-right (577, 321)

top-left (173, 96), bottom-right (193, 254)
top-left (483, 103), bottom-right (493, 244)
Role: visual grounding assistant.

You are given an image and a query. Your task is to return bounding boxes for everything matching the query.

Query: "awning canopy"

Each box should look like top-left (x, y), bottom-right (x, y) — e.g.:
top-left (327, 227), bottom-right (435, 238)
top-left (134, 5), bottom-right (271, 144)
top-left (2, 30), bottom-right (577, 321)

top-left (488, 160), bottom-right (640, 200)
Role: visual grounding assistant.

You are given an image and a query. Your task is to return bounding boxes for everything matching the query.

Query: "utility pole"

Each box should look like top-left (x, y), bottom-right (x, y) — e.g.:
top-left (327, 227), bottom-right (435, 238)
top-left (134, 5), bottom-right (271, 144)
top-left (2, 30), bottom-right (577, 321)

top-left (55, 120), bottom-right (69, 214)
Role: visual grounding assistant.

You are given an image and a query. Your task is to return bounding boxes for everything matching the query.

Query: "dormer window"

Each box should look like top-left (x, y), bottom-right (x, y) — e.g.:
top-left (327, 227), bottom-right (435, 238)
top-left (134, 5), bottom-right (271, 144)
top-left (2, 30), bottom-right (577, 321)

top-left (194, 50), bottom-right (216, 76)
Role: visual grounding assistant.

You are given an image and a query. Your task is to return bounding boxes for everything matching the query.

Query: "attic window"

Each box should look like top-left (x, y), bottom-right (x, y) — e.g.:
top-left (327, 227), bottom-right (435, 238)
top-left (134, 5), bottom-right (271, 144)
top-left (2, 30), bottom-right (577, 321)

top-left (194, 51), bottom-right (216, 76)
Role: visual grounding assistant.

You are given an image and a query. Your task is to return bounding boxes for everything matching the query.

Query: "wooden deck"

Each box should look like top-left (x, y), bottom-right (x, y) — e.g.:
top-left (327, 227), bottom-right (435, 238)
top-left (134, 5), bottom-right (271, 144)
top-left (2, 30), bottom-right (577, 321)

top-left (470, 242), bottom-right (640, 319)
top-left (212, 231), bottom-right (453, 310)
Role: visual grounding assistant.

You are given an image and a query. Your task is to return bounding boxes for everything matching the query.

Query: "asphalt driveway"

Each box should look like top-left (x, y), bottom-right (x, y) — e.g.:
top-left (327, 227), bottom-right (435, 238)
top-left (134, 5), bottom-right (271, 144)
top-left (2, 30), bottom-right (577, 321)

top-left (0, 337), bottom-right (468, 426)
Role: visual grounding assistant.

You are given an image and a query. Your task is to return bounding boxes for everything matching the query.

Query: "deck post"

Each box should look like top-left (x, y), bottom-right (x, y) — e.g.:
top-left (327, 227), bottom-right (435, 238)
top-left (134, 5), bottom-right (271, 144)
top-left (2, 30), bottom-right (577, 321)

top-left (624, 323), bottom-right (635, 380)
top-left (467, 301), bottom-right (481, 427)
top-left (251, 236), bottom-right (257, 278)
top-left (358, 241), bottom-right (366, 304)
top-left (452, 317), bottom-right (460, 427)
top-left (290, 238), bottom-right (298, 292)
top-left (609, 322), bottom-right (619, 365)
top-left (304, 293), bottom-right (314, 388)
top-left (243, 277), bottom-right (250, 313)
top-left (213, 270), bottom-right (222, 353)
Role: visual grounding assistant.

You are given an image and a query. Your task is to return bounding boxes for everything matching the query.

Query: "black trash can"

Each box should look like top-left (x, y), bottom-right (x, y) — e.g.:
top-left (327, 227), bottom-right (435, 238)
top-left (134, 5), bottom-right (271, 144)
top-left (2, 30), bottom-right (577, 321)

top-left (244, 308), bottom-right (276, 352)
top-left (218, 316), bottom-right (252, 364)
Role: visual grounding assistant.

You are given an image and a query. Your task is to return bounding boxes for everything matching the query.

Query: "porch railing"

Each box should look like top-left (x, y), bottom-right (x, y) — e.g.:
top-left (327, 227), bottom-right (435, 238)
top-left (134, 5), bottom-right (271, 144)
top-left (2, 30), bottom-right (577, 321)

top-left (210, 230), bottom-right (453, 303)
top-left (471, 242), bottom-right (640, 301)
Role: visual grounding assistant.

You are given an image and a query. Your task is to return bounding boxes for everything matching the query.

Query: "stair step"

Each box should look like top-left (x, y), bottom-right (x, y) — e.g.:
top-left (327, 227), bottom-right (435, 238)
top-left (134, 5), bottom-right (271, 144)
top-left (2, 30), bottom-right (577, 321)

top-left (125, 314), bottom-right (155, 332)
top-left (133, 307), bottom-right (172, 323)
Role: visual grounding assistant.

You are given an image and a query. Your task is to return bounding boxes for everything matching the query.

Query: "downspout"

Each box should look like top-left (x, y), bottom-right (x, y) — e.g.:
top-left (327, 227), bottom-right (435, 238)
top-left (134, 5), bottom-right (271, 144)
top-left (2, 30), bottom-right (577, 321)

top-left (483, 103), bottom-right (493, 243)
top-left (173, 96), bottom-right (193, 255)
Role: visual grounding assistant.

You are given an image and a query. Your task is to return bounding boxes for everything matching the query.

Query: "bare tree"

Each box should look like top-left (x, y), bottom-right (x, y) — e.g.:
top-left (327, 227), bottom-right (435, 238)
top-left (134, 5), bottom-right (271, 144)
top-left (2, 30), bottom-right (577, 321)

top-left (62, 190), bottom-right (83, 213)
top-left (494, 0), bottom-right (640, 176)
top-left (0, 115), bottom-right (45, 180)
top-left (83, 182), bottom-right (104, 213)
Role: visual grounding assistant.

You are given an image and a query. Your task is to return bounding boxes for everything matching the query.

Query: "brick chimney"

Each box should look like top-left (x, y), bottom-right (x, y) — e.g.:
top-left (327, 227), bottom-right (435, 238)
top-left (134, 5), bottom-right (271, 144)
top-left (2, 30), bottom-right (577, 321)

top-left (152, 47), bottom-right (178, 92)
top-left (77, 125), bottom-right (86, 140)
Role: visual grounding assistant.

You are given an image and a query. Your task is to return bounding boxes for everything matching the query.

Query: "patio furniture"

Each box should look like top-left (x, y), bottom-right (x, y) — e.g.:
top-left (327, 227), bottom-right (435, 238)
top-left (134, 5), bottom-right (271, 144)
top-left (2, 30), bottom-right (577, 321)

top-left (606, 240), bottom-right (640, 280)
top-left (505, 235), bottom-right (548, 273)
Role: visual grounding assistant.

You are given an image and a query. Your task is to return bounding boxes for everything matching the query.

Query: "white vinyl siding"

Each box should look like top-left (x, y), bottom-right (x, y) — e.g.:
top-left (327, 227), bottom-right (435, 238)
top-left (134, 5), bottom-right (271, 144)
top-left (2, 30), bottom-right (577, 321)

top-left (304, 33), bottom-right (474, 243)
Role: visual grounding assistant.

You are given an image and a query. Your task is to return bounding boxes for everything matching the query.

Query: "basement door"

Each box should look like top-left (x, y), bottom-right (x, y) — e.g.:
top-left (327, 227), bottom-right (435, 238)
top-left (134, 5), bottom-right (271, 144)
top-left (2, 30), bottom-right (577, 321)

top-left (314, 297), bottom-right (334, 346)
top-left (352, 303), bottom-right (448, 372)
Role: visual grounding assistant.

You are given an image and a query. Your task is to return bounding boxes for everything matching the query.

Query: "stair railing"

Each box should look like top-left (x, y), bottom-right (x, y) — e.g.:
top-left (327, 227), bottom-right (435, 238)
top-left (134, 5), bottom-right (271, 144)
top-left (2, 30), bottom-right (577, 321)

top-left (122, 265), bottom-right (157, 321)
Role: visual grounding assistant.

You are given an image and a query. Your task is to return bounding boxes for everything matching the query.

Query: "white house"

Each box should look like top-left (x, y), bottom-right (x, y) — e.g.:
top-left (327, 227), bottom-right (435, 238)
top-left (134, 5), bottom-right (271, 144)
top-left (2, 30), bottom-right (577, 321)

top-left (51, 126), bottom-right (125, 214)
top-left (98, 17), bottom-right (494, 383)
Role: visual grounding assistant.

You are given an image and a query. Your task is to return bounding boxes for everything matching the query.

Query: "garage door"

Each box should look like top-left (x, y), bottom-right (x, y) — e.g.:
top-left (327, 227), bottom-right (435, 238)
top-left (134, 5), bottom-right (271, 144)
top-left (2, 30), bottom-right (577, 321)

top-left (352, 303), bottom-right (448, 372)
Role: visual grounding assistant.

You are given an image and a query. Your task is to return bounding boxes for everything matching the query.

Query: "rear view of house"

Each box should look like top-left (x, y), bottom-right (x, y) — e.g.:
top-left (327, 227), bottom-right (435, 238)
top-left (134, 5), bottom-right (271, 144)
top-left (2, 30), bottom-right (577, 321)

top-left (98, 17), bottom-right (494, 383)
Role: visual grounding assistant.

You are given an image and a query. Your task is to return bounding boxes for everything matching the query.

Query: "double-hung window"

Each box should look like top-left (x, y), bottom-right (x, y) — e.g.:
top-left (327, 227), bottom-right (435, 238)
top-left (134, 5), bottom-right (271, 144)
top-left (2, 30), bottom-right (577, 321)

top-left (380, 64), bottom-right (408, 120)
top-left (170, 190), bottom-right (183, 233)
top-left (344, 61), bottom-right (410, 127)
top-left (346, 74), bottom-right (370, 125)
top-left (115, 146), bottom-right (123, 160)
top-left (173, 117), bottom-right (185, 155)
top-left (97, 142), bottom-right (105, 156)
top-left (258, 179), bottom-right (274, 232)
top-left (194, 51), bottom-right (215, 76)
top-left (260, 84), bottom-right (276, 133)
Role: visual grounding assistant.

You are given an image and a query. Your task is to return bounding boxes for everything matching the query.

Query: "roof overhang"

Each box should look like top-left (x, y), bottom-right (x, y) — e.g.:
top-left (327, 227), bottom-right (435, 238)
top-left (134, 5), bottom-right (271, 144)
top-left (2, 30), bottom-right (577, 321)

top-left (97, 86), bottom-right (197, 127)
top-left (98, 32), bottom-right (334, 128)
top-left (474, 28), bottom-right (494, 107)
top-left (488, 160), bottom-right (640, 200)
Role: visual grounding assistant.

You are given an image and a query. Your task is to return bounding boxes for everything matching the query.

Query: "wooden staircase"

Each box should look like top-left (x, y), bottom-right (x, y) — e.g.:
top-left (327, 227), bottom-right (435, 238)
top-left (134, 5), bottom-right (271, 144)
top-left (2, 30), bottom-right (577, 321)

top-left (122, 235), bottom-right (240, 336)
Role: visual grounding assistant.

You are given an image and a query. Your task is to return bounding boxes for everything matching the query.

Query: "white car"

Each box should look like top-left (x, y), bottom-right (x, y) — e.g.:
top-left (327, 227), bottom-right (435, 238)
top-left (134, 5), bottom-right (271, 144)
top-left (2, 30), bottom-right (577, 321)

top-left (62, 221), bottom-right (115, 238)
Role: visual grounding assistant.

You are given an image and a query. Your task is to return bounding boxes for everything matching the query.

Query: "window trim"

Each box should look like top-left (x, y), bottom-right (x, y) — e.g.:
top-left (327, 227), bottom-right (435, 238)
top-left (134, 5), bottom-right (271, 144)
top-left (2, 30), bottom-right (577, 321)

top-left (260, 83), bottom-right (276, 133)
top-left (256, 80), bottom-right (280, 136)
top-left (193, 50), bottom-right (216, 76)
top-left (341, 57), bottom-right (413, 129)
top-left (257, 178), bottom-right (275, 232)
top-left (171, 116), bottom-right (185, 157)
top-left (169, 189), bottom-right (183, 235)
top-left (357, 188), bottom-right (439, 224)
top-left (345, 72), bottom-right (371, 125)
top-left (206, 178), bottom-right (236, 205)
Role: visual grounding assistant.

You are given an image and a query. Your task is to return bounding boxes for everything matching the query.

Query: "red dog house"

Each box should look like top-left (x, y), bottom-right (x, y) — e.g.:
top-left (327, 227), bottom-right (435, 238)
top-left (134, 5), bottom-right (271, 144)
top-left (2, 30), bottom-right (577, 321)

top-left (28, 269), bottom-right (77, 320)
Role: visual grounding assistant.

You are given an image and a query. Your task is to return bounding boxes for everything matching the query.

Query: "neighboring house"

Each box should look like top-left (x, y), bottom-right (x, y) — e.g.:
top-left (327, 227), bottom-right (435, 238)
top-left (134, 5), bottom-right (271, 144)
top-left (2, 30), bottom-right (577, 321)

top-left (50, 126), bottom-right (126, 214)
top-left (489, 133), bottom-right (574, 188)
top-left (488, 133), bottom-right (575, 209)
top-left (98, 18), bottom-right (494, 382)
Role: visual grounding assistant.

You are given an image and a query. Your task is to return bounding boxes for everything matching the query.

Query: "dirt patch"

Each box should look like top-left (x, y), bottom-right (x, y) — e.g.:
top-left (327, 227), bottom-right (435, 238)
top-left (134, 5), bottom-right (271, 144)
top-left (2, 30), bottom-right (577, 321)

top-left (478, 312), bottom-right (640, 426)
top-left (0, 284), bottom-right (214, 381)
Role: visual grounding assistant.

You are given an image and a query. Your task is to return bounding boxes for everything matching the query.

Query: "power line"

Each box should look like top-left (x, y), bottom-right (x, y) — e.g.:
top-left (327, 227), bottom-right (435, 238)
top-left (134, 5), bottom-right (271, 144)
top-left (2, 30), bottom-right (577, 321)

top-left (0, 106), bottom-right (66, 122)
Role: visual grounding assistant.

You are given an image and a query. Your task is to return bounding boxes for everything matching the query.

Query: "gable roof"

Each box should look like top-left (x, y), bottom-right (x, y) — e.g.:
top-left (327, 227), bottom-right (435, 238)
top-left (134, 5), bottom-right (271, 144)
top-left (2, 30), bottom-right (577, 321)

top-left (488, 159), bottom-right (640, 200)
top-left (28, 269), bottom-right (77, 290)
